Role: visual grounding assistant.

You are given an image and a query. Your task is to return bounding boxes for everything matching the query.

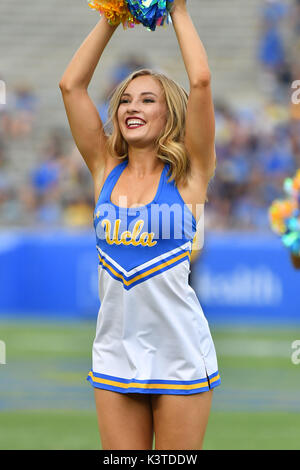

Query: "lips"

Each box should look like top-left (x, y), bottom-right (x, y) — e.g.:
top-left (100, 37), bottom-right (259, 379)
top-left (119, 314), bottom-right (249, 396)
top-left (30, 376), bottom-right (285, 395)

top-left (125, 117), bottom-right (146, 129)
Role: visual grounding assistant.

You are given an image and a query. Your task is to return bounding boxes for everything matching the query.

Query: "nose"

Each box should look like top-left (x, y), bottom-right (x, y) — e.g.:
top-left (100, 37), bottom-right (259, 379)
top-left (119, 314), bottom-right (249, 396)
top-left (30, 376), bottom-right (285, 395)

top-left (126, 99), bottom-right (140, 114)
top-left (127, 108), bottom-right (140, 116)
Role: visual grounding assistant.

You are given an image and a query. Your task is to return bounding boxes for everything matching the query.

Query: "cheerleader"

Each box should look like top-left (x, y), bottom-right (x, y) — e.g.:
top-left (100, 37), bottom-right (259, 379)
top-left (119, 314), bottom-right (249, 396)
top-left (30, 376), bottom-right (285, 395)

top-left (59, 0), bottom-right (220, 450)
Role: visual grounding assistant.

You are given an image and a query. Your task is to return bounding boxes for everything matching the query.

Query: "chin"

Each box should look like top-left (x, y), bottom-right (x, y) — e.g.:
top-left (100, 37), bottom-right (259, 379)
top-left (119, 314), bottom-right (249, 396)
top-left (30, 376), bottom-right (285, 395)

top-left (123, 135), bottom-right (153, 148)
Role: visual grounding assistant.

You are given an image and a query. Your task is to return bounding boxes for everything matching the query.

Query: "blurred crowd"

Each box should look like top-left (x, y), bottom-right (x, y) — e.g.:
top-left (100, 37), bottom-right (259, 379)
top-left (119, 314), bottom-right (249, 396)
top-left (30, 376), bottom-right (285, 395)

top-left (0, 0), bottom-right (300, 231)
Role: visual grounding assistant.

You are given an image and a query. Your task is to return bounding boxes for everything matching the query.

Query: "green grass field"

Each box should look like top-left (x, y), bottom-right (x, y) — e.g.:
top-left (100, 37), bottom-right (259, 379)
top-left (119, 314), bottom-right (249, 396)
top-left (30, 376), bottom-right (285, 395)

top-left (0, 320), bottom-right (299, 450)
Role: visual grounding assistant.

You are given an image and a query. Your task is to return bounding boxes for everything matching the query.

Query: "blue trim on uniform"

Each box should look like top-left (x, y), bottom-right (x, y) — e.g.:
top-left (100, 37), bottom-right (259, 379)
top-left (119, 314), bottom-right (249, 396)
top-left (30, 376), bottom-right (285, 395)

top-left (103, 159), bottom-right (166, 211)
top-left (94, 159), bottom-right (128, 209)
top-left (87, 379), bottom-right (210, 395)
top-left (86, 369), bottom-right (221, 395)
top-left (97, 246), bottom-right (191, 290)
top-left (208, 370), bottom-right (221, 389)
top-left (90, 370), bottom-right (210, 385)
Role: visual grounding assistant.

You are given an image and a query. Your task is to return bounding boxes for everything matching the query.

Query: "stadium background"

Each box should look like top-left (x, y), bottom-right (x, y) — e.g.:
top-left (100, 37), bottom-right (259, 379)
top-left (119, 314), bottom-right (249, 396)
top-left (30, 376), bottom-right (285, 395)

top-left (1, 0), bottom-right (300, 449)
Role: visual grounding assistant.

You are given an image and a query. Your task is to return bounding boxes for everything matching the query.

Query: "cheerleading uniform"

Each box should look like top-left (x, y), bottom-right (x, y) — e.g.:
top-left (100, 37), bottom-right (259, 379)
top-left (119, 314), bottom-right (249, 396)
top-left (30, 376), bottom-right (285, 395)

top-left (87, 158), bottom-right (221, 395)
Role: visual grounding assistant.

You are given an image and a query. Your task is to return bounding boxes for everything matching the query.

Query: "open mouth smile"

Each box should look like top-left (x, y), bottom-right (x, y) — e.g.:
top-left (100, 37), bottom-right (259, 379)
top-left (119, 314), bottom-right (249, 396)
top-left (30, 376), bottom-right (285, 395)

top-left (125, 118), bottom-right (146, 129)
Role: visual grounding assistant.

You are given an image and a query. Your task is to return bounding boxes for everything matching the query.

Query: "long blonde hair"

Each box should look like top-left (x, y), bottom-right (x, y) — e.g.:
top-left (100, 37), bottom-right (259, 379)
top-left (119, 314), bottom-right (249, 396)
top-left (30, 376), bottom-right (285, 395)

top-left (105, 68), bottom-right (191, 187)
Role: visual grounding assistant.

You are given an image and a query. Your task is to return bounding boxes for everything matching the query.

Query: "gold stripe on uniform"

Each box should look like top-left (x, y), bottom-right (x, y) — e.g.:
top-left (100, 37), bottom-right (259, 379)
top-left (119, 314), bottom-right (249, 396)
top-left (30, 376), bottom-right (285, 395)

top-left (98, 250), bottom-right (191, 287)
top-left (88, 371), bottom-right (209, 390)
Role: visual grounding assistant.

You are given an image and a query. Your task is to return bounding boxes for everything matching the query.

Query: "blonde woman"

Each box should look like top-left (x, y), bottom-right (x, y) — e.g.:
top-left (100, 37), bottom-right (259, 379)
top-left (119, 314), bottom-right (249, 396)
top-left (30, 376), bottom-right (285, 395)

top-left (59, 0), bottom-right (220, 450)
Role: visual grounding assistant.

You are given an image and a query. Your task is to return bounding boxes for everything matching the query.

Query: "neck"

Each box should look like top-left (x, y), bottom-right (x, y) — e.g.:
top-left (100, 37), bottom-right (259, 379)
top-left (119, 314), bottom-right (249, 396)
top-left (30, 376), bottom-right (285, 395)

top-left (126, 145), bottom-right (163, 177)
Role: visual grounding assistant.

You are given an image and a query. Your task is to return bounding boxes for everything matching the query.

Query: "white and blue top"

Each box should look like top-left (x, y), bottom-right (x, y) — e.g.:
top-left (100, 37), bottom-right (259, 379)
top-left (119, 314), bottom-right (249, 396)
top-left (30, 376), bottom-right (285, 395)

top-left (87, 158), bottom-right (221, 394)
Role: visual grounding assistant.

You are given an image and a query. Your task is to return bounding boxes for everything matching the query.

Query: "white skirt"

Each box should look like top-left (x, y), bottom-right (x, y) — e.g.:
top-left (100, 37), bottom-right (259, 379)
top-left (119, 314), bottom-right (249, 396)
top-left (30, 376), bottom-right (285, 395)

top-left (87, 243), bottom-right (221, 395)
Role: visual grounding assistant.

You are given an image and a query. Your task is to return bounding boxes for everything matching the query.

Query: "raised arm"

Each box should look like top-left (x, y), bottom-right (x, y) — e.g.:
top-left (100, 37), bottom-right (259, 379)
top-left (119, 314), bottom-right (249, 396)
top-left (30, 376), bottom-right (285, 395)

top-left (59, 17), bottom-right (119, 177)
top-left (170, 1), bottom-right (216, 178)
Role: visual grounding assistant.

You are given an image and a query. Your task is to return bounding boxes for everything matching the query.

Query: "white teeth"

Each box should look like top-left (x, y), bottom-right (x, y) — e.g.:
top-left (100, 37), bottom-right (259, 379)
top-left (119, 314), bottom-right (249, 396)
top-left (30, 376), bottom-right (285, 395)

top-left (126, 119), bottom-right (145, 127)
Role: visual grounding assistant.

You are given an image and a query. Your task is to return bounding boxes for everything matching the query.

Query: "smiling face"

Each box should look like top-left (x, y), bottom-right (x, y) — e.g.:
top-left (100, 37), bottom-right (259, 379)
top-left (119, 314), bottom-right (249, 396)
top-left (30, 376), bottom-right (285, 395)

top-left (117, 75), bottom-right (168, 149)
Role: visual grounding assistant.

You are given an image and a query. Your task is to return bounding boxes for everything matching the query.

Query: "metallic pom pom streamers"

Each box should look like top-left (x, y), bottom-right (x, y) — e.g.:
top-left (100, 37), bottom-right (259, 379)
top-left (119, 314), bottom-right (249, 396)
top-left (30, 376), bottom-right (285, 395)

top-left (269, 169), bottom-right (300, 256)
top-left (126, 0), bottom-right (175, 31)
top-left (87, 0), bottom-right (175, 30)
top-left (269, 199), bottom-right (297, 235)
top-left (87, 0), bottom-right (140, 28)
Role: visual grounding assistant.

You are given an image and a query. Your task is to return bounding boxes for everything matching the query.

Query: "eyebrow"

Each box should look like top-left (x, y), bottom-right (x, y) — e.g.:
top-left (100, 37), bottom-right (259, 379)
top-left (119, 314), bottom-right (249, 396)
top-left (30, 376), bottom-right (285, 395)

top-left (121, 92), bottom-right (158, 97)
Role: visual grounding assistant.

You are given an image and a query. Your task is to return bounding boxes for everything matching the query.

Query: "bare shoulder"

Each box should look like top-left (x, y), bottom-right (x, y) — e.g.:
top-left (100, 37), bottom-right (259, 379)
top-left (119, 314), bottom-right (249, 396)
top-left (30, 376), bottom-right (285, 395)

top-left (93, 151), bottom-right (124, 205)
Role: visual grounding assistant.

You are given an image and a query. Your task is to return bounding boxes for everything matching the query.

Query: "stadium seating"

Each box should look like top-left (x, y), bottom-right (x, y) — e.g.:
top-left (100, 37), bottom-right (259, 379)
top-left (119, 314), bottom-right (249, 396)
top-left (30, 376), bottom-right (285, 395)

top-left (0, 0), bottom-right (274, 183)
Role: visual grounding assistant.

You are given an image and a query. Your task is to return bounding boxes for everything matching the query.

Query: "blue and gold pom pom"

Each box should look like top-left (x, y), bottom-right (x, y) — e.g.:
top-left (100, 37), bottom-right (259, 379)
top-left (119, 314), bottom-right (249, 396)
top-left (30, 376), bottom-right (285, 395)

top-left (87, 0), bottom-right (175, 30)
top-left (126, 0), bottom-right (175, 31)
top-left (269, 169), bottom-right (300, 256)
top-left (87, 1), bottom-right (140, 28)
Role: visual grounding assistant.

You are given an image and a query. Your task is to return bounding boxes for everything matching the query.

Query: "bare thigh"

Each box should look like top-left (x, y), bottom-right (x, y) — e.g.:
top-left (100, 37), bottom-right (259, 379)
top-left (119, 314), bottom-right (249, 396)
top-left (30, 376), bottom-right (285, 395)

top-left (94, 388), bottom-right (154, 450)
top-left (151, 389), bottom-right (213, 450)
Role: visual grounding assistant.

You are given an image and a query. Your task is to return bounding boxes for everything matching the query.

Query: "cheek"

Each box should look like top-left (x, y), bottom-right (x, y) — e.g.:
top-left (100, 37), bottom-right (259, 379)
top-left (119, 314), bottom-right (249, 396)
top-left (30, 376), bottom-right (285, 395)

top-left (155, 109), bottom-right (168, 131)
top-left (152, 105), bottom-right (166, 123)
